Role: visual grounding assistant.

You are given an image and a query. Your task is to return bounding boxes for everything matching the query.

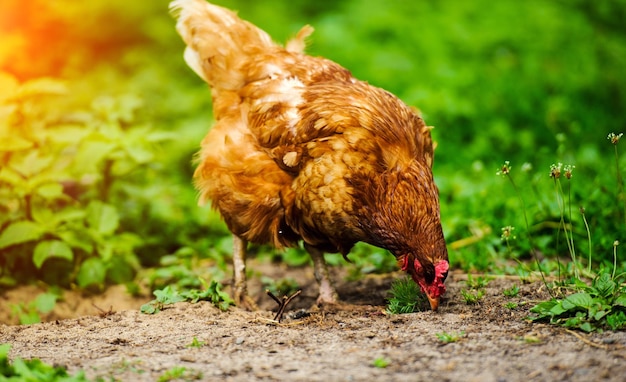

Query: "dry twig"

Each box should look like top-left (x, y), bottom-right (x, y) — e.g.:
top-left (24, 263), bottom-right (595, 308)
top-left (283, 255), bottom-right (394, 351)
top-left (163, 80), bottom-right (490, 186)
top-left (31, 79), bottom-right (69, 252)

top-left (265, 289), bottom-right (302, 322)
top-left (565, 329), bottom-right (609, 350)
top-left (92, 304), bottom-right (115, 318)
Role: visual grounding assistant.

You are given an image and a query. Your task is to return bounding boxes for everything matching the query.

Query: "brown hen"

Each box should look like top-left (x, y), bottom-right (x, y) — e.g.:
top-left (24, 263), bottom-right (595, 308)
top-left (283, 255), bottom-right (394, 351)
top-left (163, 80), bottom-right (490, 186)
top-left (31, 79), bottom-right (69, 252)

top-left (170, 0), bottom-right (449, 311)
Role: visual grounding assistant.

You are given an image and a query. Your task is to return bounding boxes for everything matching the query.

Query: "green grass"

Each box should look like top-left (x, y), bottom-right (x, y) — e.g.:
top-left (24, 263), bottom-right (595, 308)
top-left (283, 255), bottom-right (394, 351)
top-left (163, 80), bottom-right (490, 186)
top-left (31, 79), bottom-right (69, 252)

top-left (386, 277), bottom-right (428, 314)
top-left (435, 331), bottom-right (465, 344)
top-left (496, 133), bottom-right (626, 331)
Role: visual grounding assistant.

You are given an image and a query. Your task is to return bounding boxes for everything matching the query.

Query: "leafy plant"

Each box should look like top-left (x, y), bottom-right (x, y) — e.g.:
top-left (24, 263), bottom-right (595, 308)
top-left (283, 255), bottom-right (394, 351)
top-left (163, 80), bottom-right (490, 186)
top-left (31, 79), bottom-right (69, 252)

top-left (9, 291), bottom-right (58, 325)
top-left (465, 274), bottom-right (492, 290)
top-left (158, 366), bottom-right (202, 382)
top-left (140, 279), bottom-right (234, 314)
top-left (460, 289), bottom-right (485, 304)
top-left (435, 331), bottom-right (465, 343)
top-left (529, 272), bottom-right (626, 332)
top-left (0, 343), bottom-right (90, 381)
top-left (386, 277), bottom-right (427, 314)
top-left (503, 284), bottom-right (520, 298)
top-left (0, 74), bottom-right (154, 289)
top-left (185, 337), bottom-right (206, 349)
top-left (499, 135), bottom-right (626, 331)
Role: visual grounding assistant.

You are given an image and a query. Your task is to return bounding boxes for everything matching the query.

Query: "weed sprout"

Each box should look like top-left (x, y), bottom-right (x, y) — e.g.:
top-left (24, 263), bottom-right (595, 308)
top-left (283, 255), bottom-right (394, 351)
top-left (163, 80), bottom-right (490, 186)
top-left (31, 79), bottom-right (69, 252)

top-left (608, 132), bottom-right (625, 226)
top-left (550, 162), bottom-right (578, 278)
top-left (497, 161), bottom-right (551, 293)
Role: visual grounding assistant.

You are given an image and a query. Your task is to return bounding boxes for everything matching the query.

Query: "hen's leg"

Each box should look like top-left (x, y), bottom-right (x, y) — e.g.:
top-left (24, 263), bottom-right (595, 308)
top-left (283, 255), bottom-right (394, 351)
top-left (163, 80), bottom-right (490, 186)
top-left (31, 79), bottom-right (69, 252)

top-left (305, 244), bottom-right (338, 305)
top-left (232, 234), bottom-right (257, 310)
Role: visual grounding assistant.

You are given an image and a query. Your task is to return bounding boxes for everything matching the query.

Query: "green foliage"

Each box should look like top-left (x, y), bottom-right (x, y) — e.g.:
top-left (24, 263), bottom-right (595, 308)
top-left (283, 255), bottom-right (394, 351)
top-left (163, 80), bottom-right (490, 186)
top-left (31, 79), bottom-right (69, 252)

top-left (185, 337), bottom-right (206, 349)
top-left (499, 140), bottom-right (626, 331)
top-left (386, 277), bottom-right (427, 314)
top-left (371, 357), bottom-right (390, 369)
top-left (158, 366), bottom-right (202, 382)
top-left (465, 274), bottom-right (492, 290)
top-left (502, 284), bottom-right (520, 298)
top-left (9, 291), bottom-right (58, 325)
top-left (460, 289), bottom-right (486, 305)
top-left (435, 331), bottom-right (465, 344)
top-left (140, 279), bottom-right (234, 314)
top-left (529, 273), bottom-right (626, 332)
top-left (0, 343), bottom-right (90, 381)
top-left (0, 74), bottom-right (150, 288)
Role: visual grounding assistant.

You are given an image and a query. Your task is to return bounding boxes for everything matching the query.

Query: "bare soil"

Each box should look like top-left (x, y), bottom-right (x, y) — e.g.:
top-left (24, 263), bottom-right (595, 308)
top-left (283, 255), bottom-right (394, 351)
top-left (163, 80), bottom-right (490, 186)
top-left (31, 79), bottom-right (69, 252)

top-left (1, 262), bottom-right (625, 381)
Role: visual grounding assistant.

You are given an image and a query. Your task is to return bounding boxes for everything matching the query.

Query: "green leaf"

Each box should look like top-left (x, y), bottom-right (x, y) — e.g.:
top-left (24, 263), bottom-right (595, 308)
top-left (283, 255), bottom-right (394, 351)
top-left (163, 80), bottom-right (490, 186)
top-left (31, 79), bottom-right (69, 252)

top-left (153, 286), bottom-right (185, 305)
top-left (0, 343), bottom-right (10, 357)
top-left (579, 322), bottom-right (594, 333)
top-left (614, 294), bottom-right (626, 308)
top-left (561, 293), bottom-right (593, 310)
top-left (76, 257), bottom-right (106, 289)
top-left (15, 77), bottom-right (68, 99)
top-left (86, 201), bottom-right (119, 236)
top-left (57, 229), bottom-right (93, 254)
top-left (140, 302), bottom-right (158, 314)
top-left (0, 166), bottom-right (24, 186)
top-left (0, 135), bottom-right (34, 151)
top-left (34, 292), bottom-right (58, 314)
top-left (9, 149), bottom-right (55, 178)
top-left (36, 183), bottom-right (64, 200)
top-left (0, 220), bottom-right (45, 249)
top-left (548, 302), bottom-right (567, 316)
top-left (72, 139), bottom-right (116, 173)
top-left (592, 273), bottom-right (616, 298)
top-left (530, 299), bottom-right (557, 315)
top-left (43, 124), bottom-right (91, 144)
top-left (33, 240), bottom-right (74, 268)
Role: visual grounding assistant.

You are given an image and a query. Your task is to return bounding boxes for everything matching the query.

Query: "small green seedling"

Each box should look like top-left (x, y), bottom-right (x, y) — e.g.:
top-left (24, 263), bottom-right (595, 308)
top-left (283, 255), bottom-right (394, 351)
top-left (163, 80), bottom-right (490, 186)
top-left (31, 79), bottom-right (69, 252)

top-left (461, 289), bottom-right (485, 304)
top-left (186, 337), bottom-right (206, 348)
top-left (158, 366), bottom-right (202, 382)
top-left (372, 357), bottom-right (390, 368)
top-left (466, 274), bottom-right (492, 290)
top-left (504, 302), bottom-right (518, 309)
top-left (503, 284), bottom-right (520, 297)
top-left (435, 331), bottom-right (465, 343)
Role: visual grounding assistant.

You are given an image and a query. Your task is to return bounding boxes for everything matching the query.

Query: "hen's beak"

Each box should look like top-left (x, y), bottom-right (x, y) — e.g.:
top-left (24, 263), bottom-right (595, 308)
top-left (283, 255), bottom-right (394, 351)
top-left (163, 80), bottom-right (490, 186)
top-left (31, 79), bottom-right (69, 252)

top-left (427, 294), bottom-right (439, 311)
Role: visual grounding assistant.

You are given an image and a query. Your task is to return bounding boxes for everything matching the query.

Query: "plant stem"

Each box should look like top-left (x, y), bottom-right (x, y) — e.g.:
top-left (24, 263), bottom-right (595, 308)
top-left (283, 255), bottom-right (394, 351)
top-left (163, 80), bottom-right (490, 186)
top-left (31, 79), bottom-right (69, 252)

top-left (506, 174), bottom-right (552, 296)
top-left (613, 242), bottom-right (618, 280)
top-left (580, 208), bottom-right (592, 274)
top-left (615, 145), bottom-right (626, 227)
top-left (556, 179), bottom-right (578, 278)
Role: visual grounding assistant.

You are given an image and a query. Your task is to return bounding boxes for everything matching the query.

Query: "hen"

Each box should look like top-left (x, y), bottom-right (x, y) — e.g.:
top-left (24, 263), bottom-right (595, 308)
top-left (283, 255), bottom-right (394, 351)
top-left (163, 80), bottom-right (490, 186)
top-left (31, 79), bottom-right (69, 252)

top-left (170, 0), bottom-right (449, 311)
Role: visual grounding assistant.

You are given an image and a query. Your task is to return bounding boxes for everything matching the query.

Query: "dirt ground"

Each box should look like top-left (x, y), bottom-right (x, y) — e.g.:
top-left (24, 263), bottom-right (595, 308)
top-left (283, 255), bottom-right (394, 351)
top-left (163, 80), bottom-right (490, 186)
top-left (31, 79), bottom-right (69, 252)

top-left (1, 262), bottom-right (625, 382)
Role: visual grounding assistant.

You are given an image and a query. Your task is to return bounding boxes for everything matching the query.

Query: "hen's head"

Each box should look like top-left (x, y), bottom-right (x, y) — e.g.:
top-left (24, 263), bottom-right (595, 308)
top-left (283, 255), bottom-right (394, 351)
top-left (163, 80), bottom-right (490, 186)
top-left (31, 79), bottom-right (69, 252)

top-left (399, 254), bottom-right (448, 311)
top-left (353, 159), bottom-right (449, 311)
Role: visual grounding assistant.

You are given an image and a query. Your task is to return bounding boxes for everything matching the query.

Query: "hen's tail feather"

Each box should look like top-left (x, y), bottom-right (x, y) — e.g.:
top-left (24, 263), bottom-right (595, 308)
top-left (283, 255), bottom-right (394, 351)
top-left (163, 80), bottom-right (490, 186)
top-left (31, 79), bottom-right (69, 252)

top-left (170, 0), bottom-right (276, 90)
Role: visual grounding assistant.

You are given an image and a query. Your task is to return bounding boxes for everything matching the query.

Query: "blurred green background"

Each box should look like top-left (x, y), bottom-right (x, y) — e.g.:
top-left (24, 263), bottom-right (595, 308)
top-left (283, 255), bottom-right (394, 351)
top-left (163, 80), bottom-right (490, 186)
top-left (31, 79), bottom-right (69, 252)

top-left (1, 0), bottom-right (624, 297)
